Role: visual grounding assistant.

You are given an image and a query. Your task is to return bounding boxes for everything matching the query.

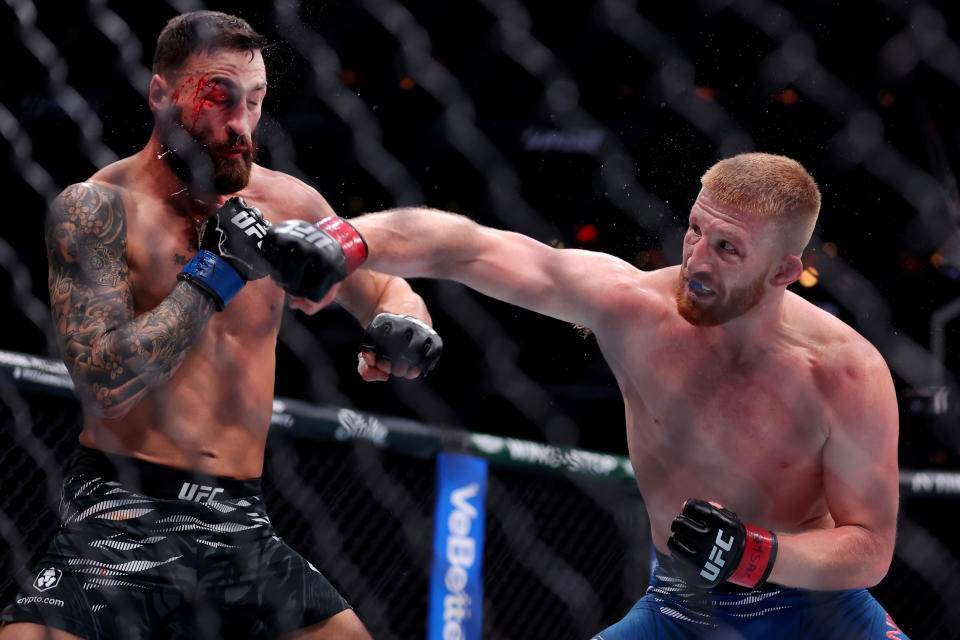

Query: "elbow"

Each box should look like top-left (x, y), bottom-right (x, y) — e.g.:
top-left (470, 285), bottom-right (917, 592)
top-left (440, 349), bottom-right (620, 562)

top-left (857, 531), bottom-right (896, 588)
top-left (864, 546), bottom-right (895, 588)
top-left (865, 571), bottom-right (888, 589)
top-left (859, 561), bottom-right (891, 589)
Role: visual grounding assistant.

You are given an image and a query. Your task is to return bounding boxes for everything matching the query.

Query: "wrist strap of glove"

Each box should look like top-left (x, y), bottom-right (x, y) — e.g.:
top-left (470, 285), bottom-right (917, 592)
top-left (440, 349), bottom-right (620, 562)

top-left (728, 525), bottom-right (778, 588)
top-left (177, 250), bottom-right (245, 312)
top-left (317, 217), bottom-right (367, 273)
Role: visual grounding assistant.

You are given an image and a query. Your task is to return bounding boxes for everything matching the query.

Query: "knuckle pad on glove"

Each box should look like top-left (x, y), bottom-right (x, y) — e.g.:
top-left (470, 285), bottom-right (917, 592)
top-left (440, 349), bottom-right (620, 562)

top-left (683, 498), bottom-right (713, 518)
top-left (667, 535), bottom-right (697, 557)
top-left (362, 313), bottom-right (442, 374)
top-left (262, 219), bottom-right (347, 301)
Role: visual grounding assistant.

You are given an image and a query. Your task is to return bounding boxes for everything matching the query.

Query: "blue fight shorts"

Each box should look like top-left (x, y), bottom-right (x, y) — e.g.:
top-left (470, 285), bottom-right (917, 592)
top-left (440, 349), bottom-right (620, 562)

top-left (591, 552), bottom-right (909, 640)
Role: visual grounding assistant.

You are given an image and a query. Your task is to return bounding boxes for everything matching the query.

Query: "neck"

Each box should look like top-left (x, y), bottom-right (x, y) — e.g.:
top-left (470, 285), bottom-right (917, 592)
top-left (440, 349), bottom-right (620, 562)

top-left (704, 288), bottom-right (788, 354)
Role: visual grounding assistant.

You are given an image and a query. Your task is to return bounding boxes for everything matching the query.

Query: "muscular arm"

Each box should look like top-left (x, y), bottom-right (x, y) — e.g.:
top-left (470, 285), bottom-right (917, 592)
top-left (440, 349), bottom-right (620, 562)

top-left (768, 344), bottom-right (900, 589)
top-left (47, 182), bottom-right (214, 419)
top-left (351, 207), bottom-right (647, 331)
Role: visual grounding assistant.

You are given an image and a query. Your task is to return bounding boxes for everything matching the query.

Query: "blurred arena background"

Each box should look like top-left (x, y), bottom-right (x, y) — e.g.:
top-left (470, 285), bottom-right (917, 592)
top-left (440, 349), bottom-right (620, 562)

top-left (1, 0), bottom-right (959, 637)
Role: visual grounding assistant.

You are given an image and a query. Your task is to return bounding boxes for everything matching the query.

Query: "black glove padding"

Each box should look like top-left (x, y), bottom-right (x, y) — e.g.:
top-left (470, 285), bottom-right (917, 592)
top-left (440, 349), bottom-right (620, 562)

top-left (667, 498), bottom-right (777, 589)
top-left (260, 218), bottom-right (368, 302)
top-left (197, 196), bottom-right (271, 282)
top-left (361, 313), bottom-right (443, 376)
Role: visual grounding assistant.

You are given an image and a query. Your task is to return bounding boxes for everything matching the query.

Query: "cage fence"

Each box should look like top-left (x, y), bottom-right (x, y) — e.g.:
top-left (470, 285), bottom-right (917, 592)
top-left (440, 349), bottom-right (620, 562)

top-left (2, 0), bottom-right (960, 638)
top-left (1, 353), bottom-right (958, 638)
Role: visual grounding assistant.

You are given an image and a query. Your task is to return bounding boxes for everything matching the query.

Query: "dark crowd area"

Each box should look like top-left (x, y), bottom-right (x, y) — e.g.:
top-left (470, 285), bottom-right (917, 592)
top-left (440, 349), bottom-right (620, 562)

top-left (2, 0), bottom-right (960, 470)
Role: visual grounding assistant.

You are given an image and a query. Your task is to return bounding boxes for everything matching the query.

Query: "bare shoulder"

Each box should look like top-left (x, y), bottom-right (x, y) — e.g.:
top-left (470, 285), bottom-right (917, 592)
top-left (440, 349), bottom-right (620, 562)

top-left (86, 156), bottom-right (139, 197)
top-left (612, 264), bottom-right (679, 314)
top-left (52, 159), bottom-right (144, 230)
top-left (244, 164), bottom-right (336, 222)
top-left (49, 179), bottom-right (129, 235)
top-left (580, 260), bottom-right (676, 331)
top-left (787, 294), bottom-right (894, 415)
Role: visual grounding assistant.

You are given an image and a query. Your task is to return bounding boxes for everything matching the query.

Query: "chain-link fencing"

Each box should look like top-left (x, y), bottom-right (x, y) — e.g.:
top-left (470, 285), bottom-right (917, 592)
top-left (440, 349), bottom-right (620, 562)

top-left (1, 353), bottom-right (958, 638)
top-left (2, 0), bottom-right (960, 637)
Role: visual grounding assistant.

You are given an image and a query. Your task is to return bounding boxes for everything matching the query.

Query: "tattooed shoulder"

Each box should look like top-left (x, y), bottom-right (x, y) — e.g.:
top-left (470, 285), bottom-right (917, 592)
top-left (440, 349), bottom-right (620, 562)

top-left (47, 182), bottom-right (129, 288)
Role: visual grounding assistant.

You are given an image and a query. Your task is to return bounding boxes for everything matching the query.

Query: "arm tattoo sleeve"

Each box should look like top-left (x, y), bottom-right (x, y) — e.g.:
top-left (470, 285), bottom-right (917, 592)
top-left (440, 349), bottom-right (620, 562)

top-left (47, 182), bottom-right (214, 418)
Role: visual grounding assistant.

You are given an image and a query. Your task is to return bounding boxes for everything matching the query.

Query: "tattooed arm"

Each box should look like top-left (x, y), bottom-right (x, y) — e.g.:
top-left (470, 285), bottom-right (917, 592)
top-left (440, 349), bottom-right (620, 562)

top-left (47, 182), bottom-right (214, 419)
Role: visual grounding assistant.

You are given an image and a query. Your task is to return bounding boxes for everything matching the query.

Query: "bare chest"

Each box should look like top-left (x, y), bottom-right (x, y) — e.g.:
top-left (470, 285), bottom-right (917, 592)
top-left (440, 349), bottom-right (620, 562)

top-left (599, 320), bottom-right (828, 507)
top-left (609, 338), bottom-right (830, 534)
top-left (123, 200), bottom-right (283, 336)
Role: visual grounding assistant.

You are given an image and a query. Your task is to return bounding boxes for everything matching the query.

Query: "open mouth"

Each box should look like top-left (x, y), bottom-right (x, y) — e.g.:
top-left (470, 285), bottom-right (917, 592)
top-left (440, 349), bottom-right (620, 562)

top-left (686, 279), bottom-right (716, 300)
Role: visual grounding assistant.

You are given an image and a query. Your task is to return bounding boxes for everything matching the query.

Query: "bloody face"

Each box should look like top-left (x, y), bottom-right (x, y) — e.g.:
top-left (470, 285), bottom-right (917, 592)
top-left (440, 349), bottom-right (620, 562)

top-left (156, 48), bottom-right (266, 194)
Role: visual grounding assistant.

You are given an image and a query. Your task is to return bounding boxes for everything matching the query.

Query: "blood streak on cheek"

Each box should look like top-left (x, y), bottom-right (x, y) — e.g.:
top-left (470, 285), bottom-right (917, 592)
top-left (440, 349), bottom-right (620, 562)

top-left (171, 76), bottom-right (191, 104)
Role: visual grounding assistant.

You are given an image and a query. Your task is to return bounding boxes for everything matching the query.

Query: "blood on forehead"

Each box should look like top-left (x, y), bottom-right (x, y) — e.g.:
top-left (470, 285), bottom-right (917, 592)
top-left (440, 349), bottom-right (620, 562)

top-left (170, 49), bottom-right (266, 97)
top-left (167, 51), bottom-right (266, 133)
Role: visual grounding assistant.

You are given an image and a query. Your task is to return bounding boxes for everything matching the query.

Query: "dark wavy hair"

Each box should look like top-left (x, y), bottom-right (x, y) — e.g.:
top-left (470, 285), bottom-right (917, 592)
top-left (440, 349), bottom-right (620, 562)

top-left (152, 10), bottom-right (267, 76)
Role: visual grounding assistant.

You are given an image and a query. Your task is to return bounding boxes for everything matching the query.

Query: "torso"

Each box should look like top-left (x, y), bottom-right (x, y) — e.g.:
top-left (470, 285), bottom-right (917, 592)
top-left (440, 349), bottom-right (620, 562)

top-left (76, 155), bottom-right (332, 478)
top-left (595, 266), bottom-right (852, 551)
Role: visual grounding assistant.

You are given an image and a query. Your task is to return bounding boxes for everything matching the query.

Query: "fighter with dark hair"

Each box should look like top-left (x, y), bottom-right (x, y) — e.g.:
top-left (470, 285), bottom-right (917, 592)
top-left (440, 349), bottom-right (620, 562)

top-left (0, 11), bottom-right (440, 640)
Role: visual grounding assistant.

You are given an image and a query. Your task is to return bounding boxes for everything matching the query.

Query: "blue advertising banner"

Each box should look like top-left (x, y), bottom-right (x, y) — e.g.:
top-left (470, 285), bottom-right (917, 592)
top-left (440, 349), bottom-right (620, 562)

top-left (427, 452), bottom-right (488, 640)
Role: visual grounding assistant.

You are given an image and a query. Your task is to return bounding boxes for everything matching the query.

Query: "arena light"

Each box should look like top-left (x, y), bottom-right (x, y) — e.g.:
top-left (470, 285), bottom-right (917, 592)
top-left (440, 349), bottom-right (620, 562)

top-left (575, 224), bottom-right (598, 243)
top-left (776, 88), bottom-right (800, 105)
top-left (798, 266), bottom-right (819, 288)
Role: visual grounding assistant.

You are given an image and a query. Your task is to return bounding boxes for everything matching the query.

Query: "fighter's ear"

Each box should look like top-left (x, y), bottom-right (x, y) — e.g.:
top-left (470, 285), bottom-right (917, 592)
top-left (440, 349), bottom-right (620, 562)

top-left (148, 74), bottom-right (170, 114)
top-left (770, 254), bottom-right (803, 287)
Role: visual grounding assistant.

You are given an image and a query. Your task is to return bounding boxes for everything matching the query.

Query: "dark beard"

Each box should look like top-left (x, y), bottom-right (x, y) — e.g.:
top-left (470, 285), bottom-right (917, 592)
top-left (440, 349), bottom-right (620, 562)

top-left (156, 108), bottom-right (257, 195)
top-left (675, 272), bottom-right (766, 326)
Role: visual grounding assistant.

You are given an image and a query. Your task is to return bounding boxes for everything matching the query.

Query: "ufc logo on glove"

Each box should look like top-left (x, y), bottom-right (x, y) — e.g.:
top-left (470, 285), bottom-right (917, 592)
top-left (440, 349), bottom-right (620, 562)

top-left (230, 209), bottom-right (268, 239)
top-left (700, 529), bottom-right (735, 582)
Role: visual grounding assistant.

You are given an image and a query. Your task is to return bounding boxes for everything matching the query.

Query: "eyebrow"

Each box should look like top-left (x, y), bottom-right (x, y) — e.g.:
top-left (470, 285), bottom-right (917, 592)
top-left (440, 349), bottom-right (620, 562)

top-left (690, 213), bottom-right (747, 247)
top-left (205, 77), bottom-right (268, 93)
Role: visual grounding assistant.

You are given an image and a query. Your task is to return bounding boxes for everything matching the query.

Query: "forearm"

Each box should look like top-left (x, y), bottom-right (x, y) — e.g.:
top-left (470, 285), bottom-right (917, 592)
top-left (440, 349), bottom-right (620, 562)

top-left (352, 207), bottom-right (479, 279)
top-left (65, 282), bottom-right (214, 418)
top-left (769, 524), bottom-right (893, 589)
top-left (337, 269), bottom-right (431, 328)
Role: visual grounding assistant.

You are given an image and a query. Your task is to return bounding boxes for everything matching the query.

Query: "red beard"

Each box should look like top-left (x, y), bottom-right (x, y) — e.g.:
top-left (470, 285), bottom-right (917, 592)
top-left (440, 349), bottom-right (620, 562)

top-left (675, 272), bottom-right (766, 326)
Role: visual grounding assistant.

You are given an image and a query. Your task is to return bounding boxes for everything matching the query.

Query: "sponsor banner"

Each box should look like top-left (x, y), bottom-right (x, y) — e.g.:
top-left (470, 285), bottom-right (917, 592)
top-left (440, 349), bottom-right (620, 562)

top-left (900, 470), bottom-right (960, 497)
top-left (469, 433), bottom-right (635, 484)
top-left (427, 453), bottom-right (487, 640)
top-left (1, 349), bottom-right (955, 499)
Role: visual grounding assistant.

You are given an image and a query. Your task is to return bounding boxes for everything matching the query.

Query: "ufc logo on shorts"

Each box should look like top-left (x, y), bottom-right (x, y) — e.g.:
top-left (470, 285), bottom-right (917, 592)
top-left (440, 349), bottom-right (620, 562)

top-left (179, 482), bottom-right (224, 503)
top-left (700, 529), bottom-right (735, 582)
top-left (231, 210), bottom-right (267, 239)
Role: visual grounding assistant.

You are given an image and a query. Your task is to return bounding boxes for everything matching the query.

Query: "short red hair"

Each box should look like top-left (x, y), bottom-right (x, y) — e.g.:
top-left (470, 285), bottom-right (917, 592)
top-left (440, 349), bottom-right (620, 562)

top-left (701, 153), bottom-right (821, 253)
